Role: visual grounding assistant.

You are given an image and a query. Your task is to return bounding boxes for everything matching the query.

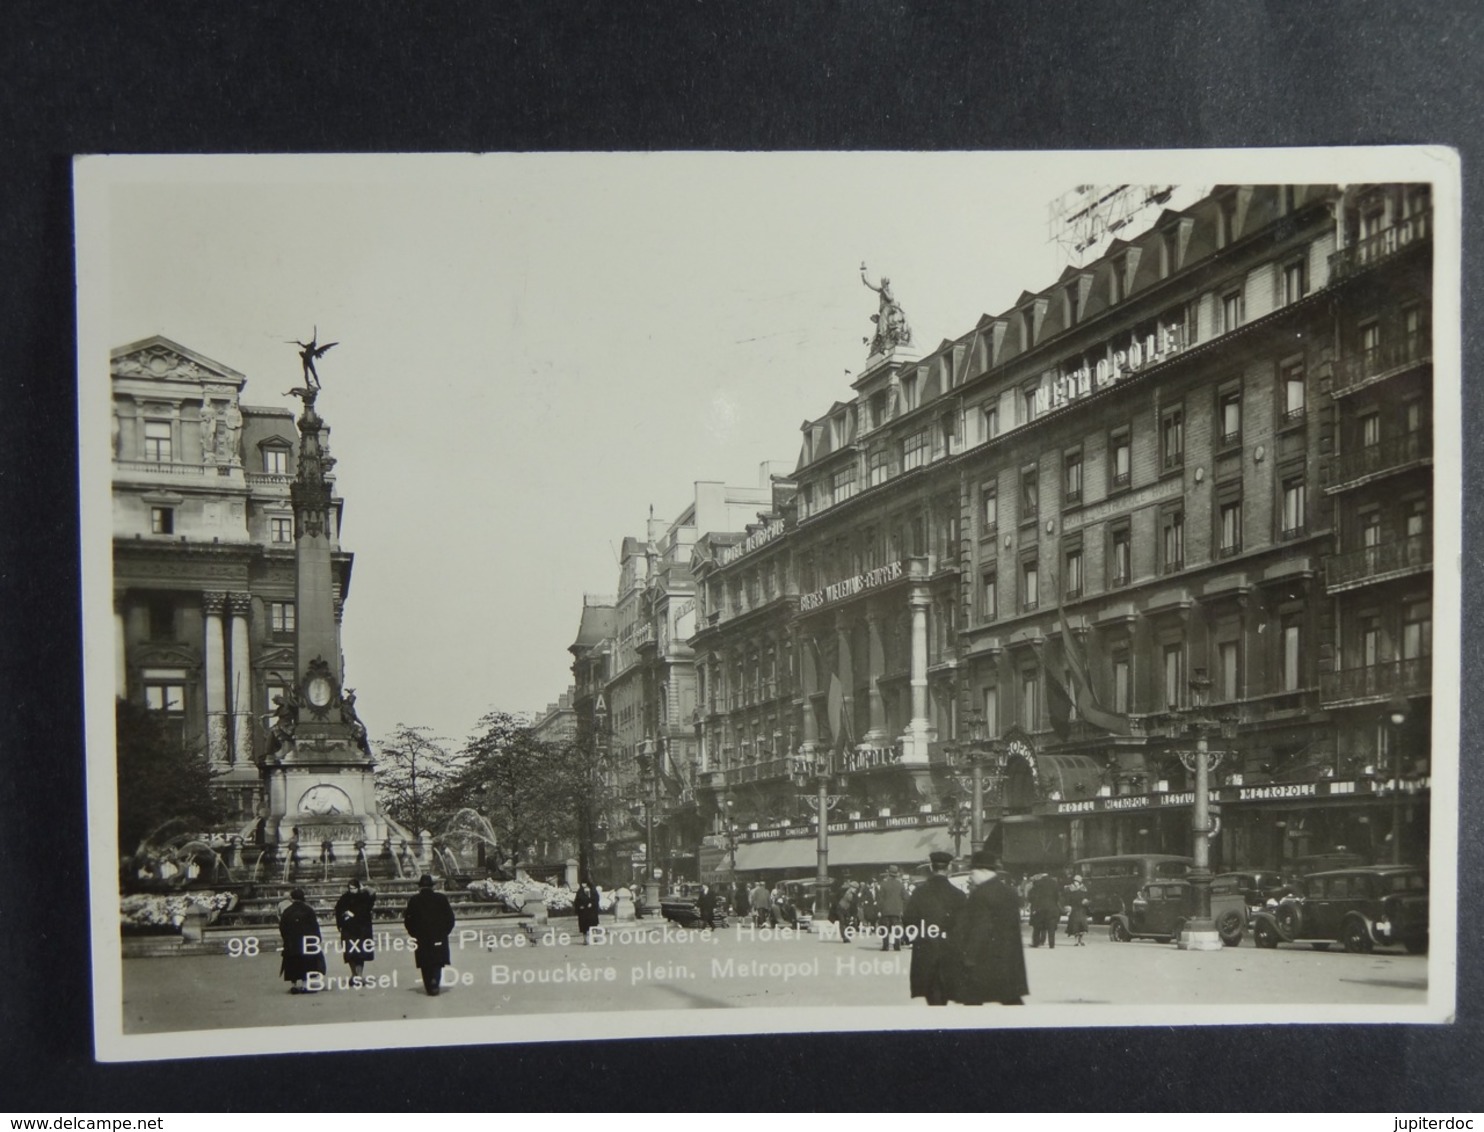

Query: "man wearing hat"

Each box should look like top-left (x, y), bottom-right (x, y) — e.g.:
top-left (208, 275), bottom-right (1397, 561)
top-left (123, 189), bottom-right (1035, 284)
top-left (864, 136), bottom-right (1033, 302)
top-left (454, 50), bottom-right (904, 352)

top-left (876, 864), bottom-right (907, 951)
top-left (946, 850), bottom-right (1028, 1006)
top-left (402, 874), bottom-right (457, 996)
top-left (278, 887), bottom-right (327, 995)
top-left (903, 850), bottom-right (967, 1005)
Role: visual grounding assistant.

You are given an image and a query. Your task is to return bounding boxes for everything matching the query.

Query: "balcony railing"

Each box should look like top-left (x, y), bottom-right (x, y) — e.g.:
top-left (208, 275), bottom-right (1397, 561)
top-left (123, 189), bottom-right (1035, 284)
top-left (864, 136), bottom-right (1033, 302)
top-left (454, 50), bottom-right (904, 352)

top-left (115, 459), bottom-right (207, 478)
top-left (1335, 331), bottom-right (1431, 394)
top-left (1321, 656), bottom-right (1432, 706)
top-left (1328, 209), bottom-right (1431, 281)
top-left (725, 756), bottom-right (797, 785)
top-left (1329, 431), bottom-right (1431, 489)
top-left (1326, 534), bottom-right (1432, 590)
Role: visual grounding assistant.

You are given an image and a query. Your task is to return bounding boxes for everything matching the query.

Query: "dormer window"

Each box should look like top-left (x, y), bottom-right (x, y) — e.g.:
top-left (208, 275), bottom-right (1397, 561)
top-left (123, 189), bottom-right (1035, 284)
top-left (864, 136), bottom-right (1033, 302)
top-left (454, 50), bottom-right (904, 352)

top-left (1066, 284), bottom-right (1081, 326)
top-left (263, 447), bottom-right (290, 475)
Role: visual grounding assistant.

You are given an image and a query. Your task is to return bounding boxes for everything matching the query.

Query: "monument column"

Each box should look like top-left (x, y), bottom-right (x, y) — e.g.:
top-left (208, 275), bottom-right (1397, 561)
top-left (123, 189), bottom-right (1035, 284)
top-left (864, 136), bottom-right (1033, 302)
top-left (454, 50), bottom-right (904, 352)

top-left (228, 593), bottom-right (253, 766)
top-left (202, 591), bottom-right (229, 766)
top-left (902, 558), bottom-right (933, 764)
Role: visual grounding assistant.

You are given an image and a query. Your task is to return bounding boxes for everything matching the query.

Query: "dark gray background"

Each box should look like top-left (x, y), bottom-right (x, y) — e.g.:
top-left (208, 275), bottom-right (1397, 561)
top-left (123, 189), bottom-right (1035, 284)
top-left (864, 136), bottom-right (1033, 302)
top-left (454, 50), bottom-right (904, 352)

top-left (3, 0), bottom-right (1479, 1112)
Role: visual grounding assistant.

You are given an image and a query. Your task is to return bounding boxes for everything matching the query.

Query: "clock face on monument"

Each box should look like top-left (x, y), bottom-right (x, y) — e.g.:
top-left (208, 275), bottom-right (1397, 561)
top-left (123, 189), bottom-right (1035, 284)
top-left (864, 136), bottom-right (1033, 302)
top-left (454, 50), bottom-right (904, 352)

top-left (306, 676), bottom-right (334, 709)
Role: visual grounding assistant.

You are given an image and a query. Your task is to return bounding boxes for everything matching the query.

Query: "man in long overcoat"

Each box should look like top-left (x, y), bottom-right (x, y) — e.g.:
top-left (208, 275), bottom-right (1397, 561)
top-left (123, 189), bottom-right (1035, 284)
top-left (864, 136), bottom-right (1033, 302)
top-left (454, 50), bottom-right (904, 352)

top-left (948, 850), bottom-right (1029, 1006)
top-left (877, 865), bottom-right (907, 950)
top-left (1029, 871), bottom-right (1063, 948)
top-left (903, 851), bottom-right (966, 1005)
top-left (278, 887), bottom-right (327, 994)
top-left (574, 880), bottom-right (601, 942)
top-left (333, 878), bottom-right (377, 981)
top-left (403, 873), bottom-right (457, 995)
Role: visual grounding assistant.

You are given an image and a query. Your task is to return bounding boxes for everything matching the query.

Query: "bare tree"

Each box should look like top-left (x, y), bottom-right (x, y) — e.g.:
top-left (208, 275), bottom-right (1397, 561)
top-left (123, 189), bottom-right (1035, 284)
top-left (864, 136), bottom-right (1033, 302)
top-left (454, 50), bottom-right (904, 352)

top-left (374, 723), bottom-right (459, 835)
top-left (457, 711), bottom-right (562, 875)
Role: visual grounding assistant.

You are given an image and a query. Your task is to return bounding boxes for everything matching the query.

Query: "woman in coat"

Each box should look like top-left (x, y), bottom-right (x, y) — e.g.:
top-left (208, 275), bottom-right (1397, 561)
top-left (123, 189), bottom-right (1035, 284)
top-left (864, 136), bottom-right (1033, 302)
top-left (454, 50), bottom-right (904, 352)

top-left (333, 878), bottom-right (376, 979)
top-left (1063, 874), bottom-right (1091, 946)
top-left (278, 887), bottom-right (327, 994)
top-left (574, 880), bottom-right (601, 942)
top-left (947, 852), bottom-right (1029, 1006)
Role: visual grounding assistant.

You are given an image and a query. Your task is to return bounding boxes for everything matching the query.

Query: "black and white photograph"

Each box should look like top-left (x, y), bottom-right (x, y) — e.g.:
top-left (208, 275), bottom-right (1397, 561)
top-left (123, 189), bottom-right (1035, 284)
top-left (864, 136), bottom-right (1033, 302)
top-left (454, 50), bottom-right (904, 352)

top-left (75, 148), bottom-right (1461, 1061)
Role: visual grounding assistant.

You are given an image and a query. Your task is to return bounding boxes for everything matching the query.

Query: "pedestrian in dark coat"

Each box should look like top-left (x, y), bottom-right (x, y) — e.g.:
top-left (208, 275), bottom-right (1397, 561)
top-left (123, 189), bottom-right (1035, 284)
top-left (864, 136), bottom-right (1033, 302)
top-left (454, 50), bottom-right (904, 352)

top-left (279, 888), bottom-right (327, 994)
top-left (904, 851), bottom-right (967, 1005)
top-left (1029, 872), bottom-right (1062, 948)
top-left (574, 881), bottom-right (601, 942)
top-left (333, 879), bottom-right (377, 980)
top-left (696, 884), bottom-right (718, 929)
top-left (403, 874), bottom-right (457, 995)
top-left (877, 865), bottom-right (908, 950)
top-left (1063, 874), bottom-right (1090, 945)
top-left (948, 851), bottom-right (1028, 1006)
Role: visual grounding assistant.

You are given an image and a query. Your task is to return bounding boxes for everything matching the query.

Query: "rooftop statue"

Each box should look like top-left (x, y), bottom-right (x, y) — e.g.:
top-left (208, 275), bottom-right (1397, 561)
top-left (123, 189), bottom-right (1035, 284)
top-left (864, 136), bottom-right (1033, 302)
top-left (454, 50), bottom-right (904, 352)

top-left (861, 262), bottom-right (913, 356)
top-left (289, 327), bottom-right (338, 390)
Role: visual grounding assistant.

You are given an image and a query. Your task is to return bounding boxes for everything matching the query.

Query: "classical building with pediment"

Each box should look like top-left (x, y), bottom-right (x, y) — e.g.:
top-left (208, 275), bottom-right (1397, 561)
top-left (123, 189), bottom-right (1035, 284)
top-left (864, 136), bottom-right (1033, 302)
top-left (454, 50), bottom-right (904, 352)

top-left (111, 335), bottom-right (354, 827)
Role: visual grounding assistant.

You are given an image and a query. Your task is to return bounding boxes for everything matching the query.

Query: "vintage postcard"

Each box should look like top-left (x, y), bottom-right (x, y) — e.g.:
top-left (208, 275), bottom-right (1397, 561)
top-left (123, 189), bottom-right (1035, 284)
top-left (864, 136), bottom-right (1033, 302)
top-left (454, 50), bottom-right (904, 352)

top-left (76, 148), bottom-right (1460, 1060)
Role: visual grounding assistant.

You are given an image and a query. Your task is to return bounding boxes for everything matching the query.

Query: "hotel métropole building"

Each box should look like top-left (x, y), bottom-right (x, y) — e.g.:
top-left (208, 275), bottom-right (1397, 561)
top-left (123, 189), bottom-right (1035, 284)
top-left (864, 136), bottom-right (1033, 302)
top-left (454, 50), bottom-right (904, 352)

top-left (644, 182), bottom-right (1432, 884)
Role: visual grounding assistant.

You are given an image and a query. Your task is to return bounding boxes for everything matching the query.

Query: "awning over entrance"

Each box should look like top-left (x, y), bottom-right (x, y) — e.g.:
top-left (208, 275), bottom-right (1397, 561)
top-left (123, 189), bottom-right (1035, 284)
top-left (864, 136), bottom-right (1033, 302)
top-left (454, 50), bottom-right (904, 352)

top-left (732, 826), bottom-right (962, 874)
top-left (1036, 754), bottom-right (1105, 799)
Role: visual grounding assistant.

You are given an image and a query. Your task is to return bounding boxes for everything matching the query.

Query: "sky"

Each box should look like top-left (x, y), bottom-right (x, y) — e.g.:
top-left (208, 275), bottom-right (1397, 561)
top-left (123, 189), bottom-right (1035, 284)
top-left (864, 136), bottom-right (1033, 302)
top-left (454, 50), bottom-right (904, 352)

top-left (79, 148), bottom-right (1436, 749)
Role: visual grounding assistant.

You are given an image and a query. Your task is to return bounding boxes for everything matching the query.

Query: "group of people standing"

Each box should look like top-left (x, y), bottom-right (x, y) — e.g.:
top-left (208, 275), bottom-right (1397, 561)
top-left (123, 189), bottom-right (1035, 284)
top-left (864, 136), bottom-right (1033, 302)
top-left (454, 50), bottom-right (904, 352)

top-left (1026, 871), bottom-right (1091, 948)
top-left (278, 874), bottom-right (457, 996)
top-left (902, 850), bottom-right (1028, 1007)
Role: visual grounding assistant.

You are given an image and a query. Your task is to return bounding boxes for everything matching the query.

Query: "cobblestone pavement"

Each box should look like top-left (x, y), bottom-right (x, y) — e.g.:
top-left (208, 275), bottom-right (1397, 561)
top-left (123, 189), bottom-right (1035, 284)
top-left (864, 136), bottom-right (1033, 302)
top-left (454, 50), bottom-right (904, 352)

top-left (119, 917), bottom-right (1431, 1035)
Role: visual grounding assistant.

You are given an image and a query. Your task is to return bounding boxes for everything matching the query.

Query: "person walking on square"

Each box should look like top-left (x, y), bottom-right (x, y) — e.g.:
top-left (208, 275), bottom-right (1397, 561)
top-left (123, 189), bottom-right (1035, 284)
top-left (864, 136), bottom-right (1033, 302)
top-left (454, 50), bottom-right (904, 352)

top-left (1029, 871), bottom-right (1062, 948)
top-left (403, 873), bottom-right (457, 996)
top-left (904, 851), bottom-right (967, 1005)
top-left (877, 865), bottom-right (907, 951)
top-left (696, 883), bottom-right (718, 930)
top-left (574, 879), bottom-right (601, 943)
top-left (333, 878), bottom-right (377, 981)
top-left (947, 850), bottom-right (1029, 1006)
top-left (279, 887), bottom-right (327, 995)
top-left (749, 880), bottom-right (771, 928)
top-left (1063, 873), bottom-right (1091, 946)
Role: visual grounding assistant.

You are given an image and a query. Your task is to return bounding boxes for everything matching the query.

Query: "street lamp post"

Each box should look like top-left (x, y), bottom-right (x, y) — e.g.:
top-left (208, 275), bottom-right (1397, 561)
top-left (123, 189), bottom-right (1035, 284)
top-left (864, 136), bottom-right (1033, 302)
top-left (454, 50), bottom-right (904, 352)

top-left (795, 747), bottom-right (842, 919)
top-left (1387, 696), bottom-right (1409, 865)
top-left (637, 738), bottom-right (661, 912)
top-left (948, 709), bottom-right (1006, 856)
top-left (1170, 668), bottom-right (1226, 952)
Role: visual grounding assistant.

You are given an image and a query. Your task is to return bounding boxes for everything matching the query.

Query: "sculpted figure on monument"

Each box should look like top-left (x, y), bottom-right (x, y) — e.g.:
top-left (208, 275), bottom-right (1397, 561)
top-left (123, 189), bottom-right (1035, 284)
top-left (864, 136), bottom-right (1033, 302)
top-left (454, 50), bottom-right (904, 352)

top-left (263, 688), bottom-right (300, 761)
top-left (340, 687), bottom-right (371, 755)
top-left (861, 262), bottom-right (913, 356)
top-left (290, 327), bottom-right (338, 389)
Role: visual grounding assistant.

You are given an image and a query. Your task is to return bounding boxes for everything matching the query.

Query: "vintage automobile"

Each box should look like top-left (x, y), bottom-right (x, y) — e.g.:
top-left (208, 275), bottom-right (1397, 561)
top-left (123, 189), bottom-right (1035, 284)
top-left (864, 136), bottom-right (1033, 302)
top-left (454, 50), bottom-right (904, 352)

top-left (1108, 879), bottom-right (1248, 947)
top-left (1250, 865), bottom-right (1428, 954)
top-left (658, 884), bottom-right (730, 930)
top-left (1212, 869), bottom-right (1300, 921)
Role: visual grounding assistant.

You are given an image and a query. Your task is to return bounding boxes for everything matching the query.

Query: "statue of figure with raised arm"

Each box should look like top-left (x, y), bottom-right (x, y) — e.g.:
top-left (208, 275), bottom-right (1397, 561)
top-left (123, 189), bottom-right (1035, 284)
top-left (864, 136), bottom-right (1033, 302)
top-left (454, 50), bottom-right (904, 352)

top-left (289, 327), bottom-right (338, 390)
top-left (861, 262), bottom-right (913, 356)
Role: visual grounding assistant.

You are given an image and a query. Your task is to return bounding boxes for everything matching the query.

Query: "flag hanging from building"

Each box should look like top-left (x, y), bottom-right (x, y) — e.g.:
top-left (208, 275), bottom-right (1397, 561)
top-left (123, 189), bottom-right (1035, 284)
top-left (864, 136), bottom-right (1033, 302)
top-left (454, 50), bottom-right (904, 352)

top-left (1056, 600), bottom-right (1132, 735)
top-left (827, 671), bottom-right (854, 756)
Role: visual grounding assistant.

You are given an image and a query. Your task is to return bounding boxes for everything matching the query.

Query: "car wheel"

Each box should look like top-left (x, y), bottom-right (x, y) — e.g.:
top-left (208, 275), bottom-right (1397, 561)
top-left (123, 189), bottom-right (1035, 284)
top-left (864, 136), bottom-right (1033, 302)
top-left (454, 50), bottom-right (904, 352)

top-left (1341, 917), bottom-right (1374, 954)
top-left (1274, 902), bottom-right (1302, 940)
top-left (1216, 909), bottom-right (1245, 947)
top-left (1254, 920), bottom-right (1279, 949)
top-left (1110, 920), bottom-right (1131, 942)
top-left (1310, 942), bottom-right (1331, 951)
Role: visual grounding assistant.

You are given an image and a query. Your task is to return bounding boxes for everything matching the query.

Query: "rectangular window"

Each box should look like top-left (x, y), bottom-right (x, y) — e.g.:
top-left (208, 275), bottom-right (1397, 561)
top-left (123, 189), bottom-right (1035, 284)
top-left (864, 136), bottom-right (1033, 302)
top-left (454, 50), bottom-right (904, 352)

top-left (1282, 362), bottom-right (1306, 421)
top-left (1162, 510), bottom-right (1185, 573)
top-left (143, 420), bottom-right (172, 463)
top-left (1405, 499), bottom-right (1427, 538)
top-left (1110, 524), bottom-right (1131, 587)
top-left (1020, 466), bottom-right (1039, 521)
top-left (980, 484), bottom-right (998, 536)
top-left (1161, 228), bottom-right (1179, 277)
top-left (270, 516), bottom-right (292, 543)
top-left (1022, 558), bottom-right (1039, 611)
top-left (1066, 284), bottom-right (1081, 325)
top-left (1219, 498), bottom-right (1242, 557)
top-left (902, 430), bottom-right (930, 471)
top-left (1360, 412), bottom-right (1381, 449)
top-left (1283, 257), bottom-right (1308, 306)
top-left (1063, 450), bottom-right (1083, 504)
top-left (1360, 509), bottom-right (1382, 550)
top-left (1222, 289), bottom-right (1244, 333)
top-left (270, 601), bottom-right (296, 634)
top-left (982, 686), bottom-right (998, 737)
top-left (1020, 670), bottom-right (1039, 730)
top-left (1405, 399), bottom-right (1425, 435)
top-left (1064, 548), bottom-right (1083, 599)
top-left (868, 448), bottom-right (891, 487)
top-left (144, 683), bottom-right (187, 715)
top-left (1163, 643), bottom-right (1185, 710)
top-left (150, 506), bottom-right (174, 535)
top-left (983, 403), bottom-right (1000, 439)
top-left (1218, 640), bottom-right (1239, 701)
top-left (1162, 409), bottom-right (1184, 470)
top-left (263, 448), bottom-right (289, 475)
top-left (1360, 615), bottom-right (1381, 668)
top-left (1219, 388), bottom-right (1242, 446)
top-left (982, 570), bottom-right (998, 621)
top-left (1281, 617), bottom-right (1302, 693)
top-left (1281, 476), bottom-right (1306, 538)
top-left (1112, 651), bottom-right (1131, 713)
top-left (1022, 384), bottom-right (1039, 424)
top-left (1110, 428), bottom-right (1131, 488)
top-left (832, 464), bottom-right (858, 502)
top-left (901, 376), bottom-right (918, 411)
top-left (1360, 321), bottom-right (1382, 366)
top-left (1402, 600), bottom-right (1432, 660)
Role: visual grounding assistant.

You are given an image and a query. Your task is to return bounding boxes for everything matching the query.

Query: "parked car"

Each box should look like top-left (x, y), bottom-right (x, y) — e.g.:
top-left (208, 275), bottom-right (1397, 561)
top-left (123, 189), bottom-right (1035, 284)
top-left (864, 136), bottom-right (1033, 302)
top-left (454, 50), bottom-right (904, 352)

top-left (1212, 869), bottom-right (1300, 920)
top-left (1074, 854), bottom-right (1194, 923)
top-left (1250, 865), bottom-right (1428, 953)
top-left (659, 884), bottom-right (729, 930)
top-left (1108, 879), bottom-right (1247, 947)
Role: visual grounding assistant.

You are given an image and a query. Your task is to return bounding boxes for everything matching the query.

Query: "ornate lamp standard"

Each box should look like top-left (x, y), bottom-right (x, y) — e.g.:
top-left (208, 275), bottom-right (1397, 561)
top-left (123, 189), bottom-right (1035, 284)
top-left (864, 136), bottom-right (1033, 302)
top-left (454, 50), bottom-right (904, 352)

top-left (945, 709), bottom-right (1009, 855)
top-left (794, 748), bottom-right (844, 919)
top-left (1163, 668), bottom-right (1233, 952)
top-left (947, 800), bottom-right (973, 860)
top-left (636, 738), bottom-right (662, 911)
top-left (1386, 695), bottom-right (1410, 864)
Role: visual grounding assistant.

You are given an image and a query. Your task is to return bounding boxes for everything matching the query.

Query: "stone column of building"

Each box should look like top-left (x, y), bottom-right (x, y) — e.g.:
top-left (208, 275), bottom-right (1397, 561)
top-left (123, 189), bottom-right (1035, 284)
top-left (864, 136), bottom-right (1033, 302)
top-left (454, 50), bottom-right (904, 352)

top-left (202, 591), bottom-right (229, 766)
top-left (795, 626), bottom-right (820, 759)
top-left (864, 600), bottom-right (888, 742)
top-left (114, 596), bottom-right (127, 698)
top-left (228, 592), bottom-right (253, 766)
top-left (902, 559), bottom-right (933, 764)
